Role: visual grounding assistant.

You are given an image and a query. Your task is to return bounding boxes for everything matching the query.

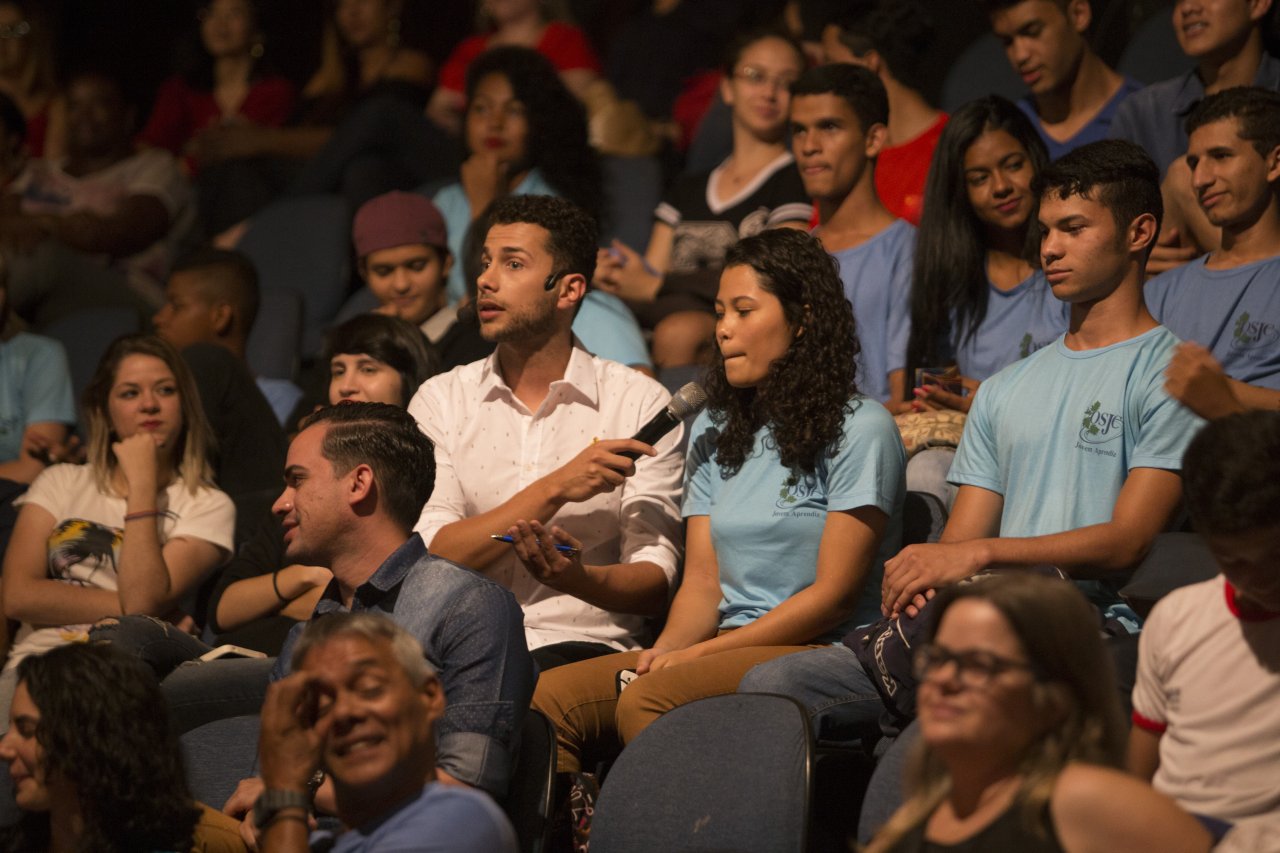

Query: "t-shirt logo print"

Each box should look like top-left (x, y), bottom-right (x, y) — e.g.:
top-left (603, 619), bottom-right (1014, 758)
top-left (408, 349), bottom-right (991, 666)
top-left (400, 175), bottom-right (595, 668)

top-left (1079, 400), bottom-right (1123, 445)
top-left (1231, 311), bottom-right (1278, 351)
top-left (775, 477), bottom-right (818, 510)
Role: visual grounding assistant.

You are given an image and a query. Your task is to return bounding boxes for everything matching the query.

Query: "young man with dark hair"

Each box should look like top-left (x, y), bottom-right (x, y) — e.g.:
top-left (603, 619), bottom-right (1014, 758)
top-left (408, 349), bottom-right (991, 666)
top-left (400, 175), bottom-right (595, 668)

top-left (741, 139), bottom-right (1205, 745)
top-left (789, 63), bottom-right (915, 407)
top-left (1129, 412), bottom-right (1280, 829)
top-left (410, 195), bottom-right (684, 671)
top-left (152, 246), bottom-right (289, 543)
top-left (1147, 86), bottom-right (1280, 418)
top-left (256, 613), bottom-right (517, 852)
top-left (1, 70), bottom-right (194, 326)
top-left (1111, 0), bottom-right (1279, 178)
top-left (882, 140), bottom-right (1204, 617)
top-left (223, 402), bottom-right (534, 845)
top-left (983, 0), bottom-right (1140, 159)
top-left (820, 0), bottom-right (948, 225)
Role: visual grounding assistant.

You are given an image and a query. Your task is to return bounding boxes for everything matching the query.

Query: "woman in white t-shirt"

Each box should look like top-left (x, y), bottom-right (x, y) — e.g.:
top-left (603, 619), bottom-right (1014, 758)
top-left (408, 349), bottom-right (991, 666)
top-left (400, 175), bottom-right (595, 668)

top-left (0, 334), bottom-right (234, 687)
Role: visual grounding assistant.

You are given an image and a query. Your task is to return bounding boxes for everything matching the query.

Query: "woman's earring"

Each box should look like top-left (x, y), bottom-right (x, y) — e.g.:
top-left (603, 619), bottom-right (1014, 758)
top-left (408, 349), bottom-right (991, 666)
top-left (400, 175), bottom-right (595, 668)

top-left (250, 40), bottom-right (265, 59)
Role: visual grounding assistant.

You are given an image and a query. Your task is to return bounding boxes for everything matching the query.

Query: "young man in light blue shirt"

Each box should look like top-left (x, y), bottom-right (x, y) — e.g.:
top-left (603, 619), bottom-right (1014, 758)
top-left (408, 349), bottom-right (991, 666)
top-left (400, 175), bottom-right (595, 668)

top-left (883, 140), bottom-right (1204, 616)
top-left (1147, 87), bottom-right (1280, 419)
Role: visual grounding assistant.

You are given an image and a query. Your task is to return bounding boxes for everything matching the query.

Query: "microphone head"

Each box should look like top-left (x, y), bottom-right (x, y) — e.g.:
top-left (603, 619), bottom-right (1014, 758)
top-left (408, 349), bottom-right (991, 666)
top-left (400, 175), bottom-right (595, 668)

top-left (668, 382), bottom-right (708, 420)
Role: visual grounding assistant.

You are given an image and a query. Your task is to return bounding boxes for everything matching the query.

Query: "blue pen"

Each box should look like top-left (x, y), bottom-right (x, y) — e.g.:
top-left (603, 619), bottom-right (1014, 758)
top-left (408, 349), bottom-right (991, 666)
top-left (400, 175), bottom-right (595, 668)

top-left (490, 534), bottom-right (580, 554)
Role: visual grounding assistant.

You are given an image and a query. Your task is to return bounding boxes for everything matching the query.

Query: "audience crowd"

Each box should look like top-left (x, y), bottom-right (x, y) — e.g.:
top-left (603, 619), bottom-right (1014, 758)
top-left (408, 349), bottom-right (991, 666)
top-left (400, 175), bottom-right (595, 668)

top-left (0, 0), bottom-right (1278, 851)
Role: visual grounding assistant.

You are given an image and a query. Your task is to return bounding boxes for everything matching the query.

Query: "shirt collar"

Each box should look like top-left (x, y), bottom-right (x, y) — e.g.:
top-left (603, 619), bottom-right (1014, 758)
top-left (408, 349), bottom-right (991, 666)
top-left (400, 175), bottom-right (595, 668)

top-left (1177, 53), bottom-right (1280, 117)
top-left (478, 338), bottom-right (600, 411)
top-left (1224, 579), bottom-right (1280, 622)
top-left (315, 534), bottom-right (425, 614)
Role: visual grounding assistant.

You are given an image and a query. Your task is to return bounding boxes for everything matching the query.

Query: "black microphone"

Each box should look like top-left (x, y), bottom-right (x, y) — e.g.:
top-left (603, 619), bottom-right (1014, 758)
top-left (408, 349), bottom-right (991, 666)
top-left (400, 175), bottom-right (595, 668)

top-left (618, 382), bottom-right (707, 460)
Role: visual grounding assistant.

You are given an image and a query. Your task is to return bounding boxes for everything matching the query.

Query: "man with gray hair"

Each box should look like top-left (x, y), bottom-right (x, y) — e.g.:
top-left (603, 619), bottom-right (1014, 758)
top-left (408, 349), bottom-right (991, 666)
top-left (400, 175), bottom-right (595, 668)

top-left (255, 612), bottom-right (517, 852)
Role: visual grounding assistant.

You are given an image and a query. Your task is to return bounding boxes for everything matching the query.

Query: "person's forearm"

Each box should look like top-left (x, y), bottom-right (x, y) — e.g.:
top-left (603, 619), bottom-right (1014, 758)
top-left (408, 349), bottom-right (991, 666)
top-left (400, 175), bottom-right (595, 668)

top-left (561, 560), bottom-right (669, 617)
top-left (652, 579), bottom-right (721, 651)
top-left (49, 209), bottom-right (164, 257)
top-left (692, 573), bottom-right (865, 655)
top-left (1230, 379), bottom-right (1280, 413)
top-left (966, 520), bottom-right (1159, 576)
top-left (4, 580), bottom-right (122, 624)
top-left (116, 491), bottom-right (178, 615)
top-left (259, 810), bottom-right (310, 853)
top-left (258, 126), bottom-right (334, 160)
top-left (215, 565), bottom-right (326, 631)
top-left (429, 479), bottom-right (565, 570)
top-left (0, 456), bottom-right (44, 484)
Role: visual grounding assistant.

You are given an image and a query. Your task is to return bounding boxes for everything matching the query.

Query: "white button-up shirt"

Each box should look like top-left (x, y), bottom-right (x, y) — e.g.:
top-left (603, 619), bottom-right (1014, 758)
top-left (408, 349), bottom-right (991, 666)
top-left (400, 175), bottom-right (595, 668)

top-left (410, 344), bottom-right (684, 651)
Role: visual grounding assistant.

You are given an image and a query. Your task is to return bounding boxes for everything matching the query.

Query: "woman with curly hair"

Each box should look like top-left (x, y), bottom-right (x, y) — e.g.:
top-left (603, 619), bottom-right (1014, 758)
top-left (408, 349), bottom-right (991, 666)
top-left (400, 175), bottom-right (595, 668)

top-left (0, 642), bottom-right (241, 852)
top-left (864, 573), bottom-right (1209, 853)
top-left (432, 45), bottom-right (602, 303)
top-left (531, 227), bottom-right (906, 771)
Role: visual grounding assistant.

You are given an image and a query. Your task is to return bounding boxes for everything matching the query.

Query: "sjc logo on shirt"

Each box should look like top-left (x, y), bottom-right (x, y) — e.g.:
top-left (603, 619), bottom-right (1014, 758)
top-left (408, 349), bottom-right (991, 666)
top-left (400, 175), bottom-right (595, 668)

top-left (1231, 312), bottom-right (1278, 351)
top-left (1078, 400), bottom-right (1123, 447)
top-left (774, 476), bottom-right (823, 517)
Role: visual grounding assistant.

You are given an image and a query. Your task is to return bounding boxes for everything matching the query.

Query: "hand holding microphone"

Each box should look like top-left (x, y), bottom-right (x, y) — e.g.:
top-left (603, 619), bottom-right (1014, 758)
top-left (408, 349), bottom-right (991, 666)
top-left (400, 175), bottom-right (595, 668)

top-left (544, 382), bottom-right (706, 504)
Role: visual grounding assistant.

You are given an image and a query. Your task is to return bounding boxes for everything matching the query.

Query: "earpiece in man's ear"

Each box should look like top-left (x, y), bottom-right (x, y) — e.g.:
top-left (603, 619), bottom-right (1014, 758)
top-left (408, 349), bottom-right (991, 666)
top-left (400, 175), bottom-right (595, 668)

top-left (544, 272), bottom-right (563, 291)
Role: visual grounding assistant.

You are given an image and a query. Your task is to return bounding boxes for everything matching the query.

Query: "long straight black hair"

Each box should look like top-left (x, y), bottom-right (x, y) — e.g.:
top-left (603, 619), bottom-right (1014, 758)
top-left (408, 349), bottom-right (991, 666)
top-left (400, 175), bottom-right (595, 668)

top-left (903, 96), bottom-right (1048, 389)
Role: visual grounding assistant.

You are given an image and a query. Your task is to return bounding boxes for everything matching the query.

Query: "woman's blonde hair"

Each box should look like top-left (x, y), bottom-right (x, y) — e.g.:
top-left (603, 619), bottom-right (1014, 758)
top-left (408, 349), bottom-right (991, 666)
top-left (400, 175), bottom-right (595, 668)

top-left (81, 334), bottom-right (216, 495)
top-left (863, 573), bottom-right (1126, 853)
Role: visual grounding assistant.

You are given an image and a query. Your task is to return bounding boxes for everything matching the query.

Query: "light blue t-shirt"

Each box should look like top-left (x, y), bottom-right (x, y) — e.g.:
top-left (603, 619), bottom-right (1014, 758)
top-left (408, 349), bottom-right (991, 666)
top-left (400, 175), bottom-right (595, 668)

top-left (576, 290), bottom-right (653, 369)
top-left (322, 783), bottom-right (517, 853)
top-left (829, 219), bottom-right (916, 403)
top-left (432, 169), bottom-right (559, 304)
top-left (1145, 254), bottom-right (1280, 390)
top-left (0, 333), bottom-right (76, 462)
top-left (682, 399), bottom-right (906, 636)
top-left (949, 326), bottom-right (1204, 604)
top-left (950, 269), bottom-right (1070, 381)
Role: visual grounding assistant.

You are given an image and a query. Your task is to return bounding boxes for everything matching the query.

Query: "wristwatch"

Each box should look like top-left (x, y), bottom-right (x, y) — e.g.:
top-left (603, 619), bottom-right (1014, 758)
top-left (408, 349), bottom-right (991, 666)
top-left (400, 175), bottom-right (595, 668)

top-left (253, 788), bottom-right (311, 828)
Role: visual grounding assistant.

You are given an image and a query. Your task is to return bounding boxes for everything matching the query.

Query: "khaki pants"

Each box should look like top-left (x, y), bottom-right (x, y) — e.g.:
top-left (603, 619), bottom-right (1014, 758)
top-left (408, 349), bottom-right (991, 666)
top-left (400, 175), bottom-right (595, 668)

top-left (532, 643), bottom-right (823, 772)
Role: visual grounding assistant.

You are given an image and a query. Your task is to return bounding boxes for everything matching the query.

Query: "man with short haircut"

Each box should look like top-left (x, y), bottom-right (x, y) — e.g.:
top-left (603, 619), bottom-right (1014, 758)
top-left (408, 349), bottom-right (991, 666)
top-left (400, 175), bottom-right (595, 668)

top-left (223, 402), bottom-right (534, 842)
top-left (820, 0), bottom-right (948, 225)
top-left (1128, 412), bottom-right (1280, 828)
top-left (882, 140), bottom-right (1205, 617)
top-left (153, 247), bottom-right (289, 542)
top-left (1146, 87), bottom-right (1280, 418)
top-left (983, 0), bottom-right (1140, 159)
top-left (410, 195), bottom-right (683, 671)
top-left (0, 70), bottom-right (193, 326)
top-left (351, 191), bottom-right (457, 345)
top-left (1111, 0), bottom-right (1279, 178)
top-left (789, 63), bottom-right (915, 406)
top-left (255, 612), bottom-right (517, 852)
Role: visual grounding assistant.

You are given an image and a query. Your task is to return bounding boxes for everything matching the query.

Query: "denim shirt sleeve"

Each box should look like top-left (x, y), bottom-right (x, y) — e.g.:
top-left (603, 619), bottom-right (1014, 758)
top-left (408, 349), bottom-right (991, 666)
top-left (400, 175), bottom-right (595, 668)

top-left (424, 572), bottom-right (536, 797)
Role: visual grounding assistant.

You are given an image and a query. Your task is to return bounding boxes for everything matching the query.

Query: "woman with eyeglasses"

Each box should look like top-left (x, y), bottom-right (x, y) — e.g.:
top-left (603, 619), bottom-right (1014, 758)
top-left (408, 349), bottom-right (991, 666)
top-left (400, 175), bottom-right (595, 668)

top-left (0, 1), bottom-right (63, 159)
top-left (864, 573), bottom-right (1211, 853)
top-left (592, 28), bottom-right (811, 370)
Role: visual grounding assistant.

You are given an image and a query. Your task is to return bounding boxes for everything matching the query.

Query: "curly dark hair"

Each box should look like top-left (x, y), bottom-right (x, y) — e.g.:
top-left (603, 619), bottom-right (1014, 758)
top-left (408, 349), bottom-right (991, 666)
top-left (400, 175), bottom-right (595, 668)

top-left (1185, 86), bottom-right (1280, 157)
top-left (1035, 139), bottom-right (1162, 244)
top-left (1183, 412), bottom-right (1280, 535)
top-left (465, 46), bottom-right (603, 224)
top-left (705, 228), bottom-right (862, 479)
top-left (488, 194), bottom-right (599, 280)
top-left (5, 643), bottom-right (198, 853)
top-left (905, 96), bottom-right (1048, 384)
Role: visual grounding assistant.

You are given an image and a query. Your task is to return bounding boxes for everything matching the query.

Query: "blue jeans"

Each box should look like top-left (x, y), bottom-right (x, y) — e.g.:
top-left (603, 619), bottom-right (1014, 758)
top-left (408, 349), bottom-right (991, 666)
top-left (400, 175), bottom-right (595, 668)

top-left (88, 615), bottom-right (213, 680)
top-left (906, 448), bottom-right (957, 510)
top-left (738, 646), bottom-right (884, 746)
top-left (161, 657), bottom-right (278, 735)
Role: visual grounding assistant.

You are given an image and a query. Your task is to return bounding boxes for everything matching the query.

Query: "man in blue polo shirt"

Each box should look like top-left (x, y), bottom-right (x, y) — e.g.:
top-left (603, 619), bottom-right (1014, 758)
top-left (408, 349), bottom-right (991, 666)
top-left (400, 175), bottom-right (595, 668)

top-left (790, 64), bottom-right (915, 407)
top-left (1148, 86), bottom-right (1280, 418)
